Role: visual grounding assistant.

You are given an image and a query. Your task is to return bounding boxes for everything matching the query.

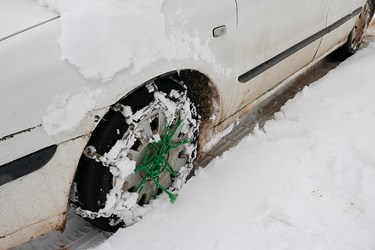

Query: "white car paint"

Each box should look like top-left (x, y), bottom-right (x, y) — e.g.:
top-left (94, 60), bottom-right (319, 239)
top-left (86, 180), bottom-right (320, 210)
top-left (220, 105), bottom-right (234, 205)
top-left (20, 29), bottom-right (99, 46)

top-left (0, 135), bottom-right (101, 249)
top-left (0, 0), bottom-right (369, 248)
top-left (0, 0), bottom-right (58, 41)
top-left (232, 0), bottom-right (330, 111)
top-left (315, 0), bottom-right (364, 58)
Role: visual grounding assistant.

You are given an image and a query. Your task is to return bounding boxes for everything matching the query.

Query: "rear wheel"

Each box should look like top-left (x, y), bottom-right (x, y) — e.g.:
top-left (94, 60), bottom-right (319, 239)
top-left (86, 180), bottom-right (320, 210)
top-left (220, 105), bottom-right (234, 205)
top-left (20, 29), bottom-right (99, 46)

top-left (332, 1), bottom-right (374, 59)
top-left (71, 78), bottom-right (199, 231)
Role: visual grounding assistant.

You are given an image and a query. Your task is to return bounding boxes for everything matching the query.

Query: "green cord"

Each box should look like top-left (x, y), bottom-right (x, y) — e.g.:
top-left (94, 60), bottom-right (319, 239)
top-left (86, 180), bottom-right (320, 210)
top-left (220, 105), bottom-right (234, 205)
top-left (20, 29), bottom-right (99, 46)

top-left (134, 119), bottom-right (190, 203)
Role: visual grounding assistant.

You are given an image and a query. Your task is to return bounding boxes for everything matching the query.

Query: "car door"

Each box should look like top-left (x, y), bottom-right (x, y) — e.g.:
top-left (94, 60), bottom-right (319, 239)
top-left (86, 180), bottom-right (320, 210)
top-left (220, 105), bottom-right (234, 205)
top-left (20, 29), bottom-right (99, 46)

top-left (231, 0), bottom-right (330, 112)
top-left (314, 0), bottom-right (367, 58)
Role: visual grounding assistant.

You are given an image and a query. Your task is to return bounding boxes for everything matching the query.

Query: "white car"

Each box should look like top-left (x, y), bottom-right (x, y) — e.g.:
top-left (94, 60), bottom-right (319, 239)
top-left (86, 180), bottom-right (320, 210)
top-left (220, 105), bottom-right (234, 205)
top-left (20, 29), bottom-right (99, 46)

top-left (1, 0), bottom-right (373, 248)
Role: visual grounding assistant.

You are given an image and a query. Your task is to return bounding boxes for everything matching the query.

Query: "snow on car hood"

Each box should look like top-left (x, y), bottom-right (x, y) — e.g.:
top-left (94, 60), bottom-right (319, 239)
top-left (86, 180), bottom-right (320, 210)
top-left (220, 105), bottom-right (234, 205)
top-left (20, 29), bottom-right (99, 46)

top-left (0, 0), bottom-right (58, 41)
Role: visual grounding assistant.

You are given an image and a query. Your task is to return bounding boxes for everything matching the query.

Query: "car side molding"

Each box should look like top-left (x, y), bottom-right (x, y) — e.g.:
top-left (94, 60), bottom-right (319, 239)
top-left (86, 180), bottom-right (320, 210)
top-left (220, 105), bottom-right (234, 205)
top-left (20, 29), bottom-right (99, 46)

top-left (0, 145), bottom-right (57, 186)
top-left (238, 7), bottom-right (362, 83)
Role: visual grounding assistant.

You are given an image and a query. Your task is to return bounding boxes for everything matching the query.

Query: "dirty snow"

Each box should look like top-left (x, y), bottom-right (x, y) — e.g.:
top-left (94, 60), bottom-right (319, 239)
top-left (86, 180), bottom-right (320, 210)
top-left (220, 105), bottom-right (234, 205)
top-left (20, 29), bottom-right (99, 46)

top-left (203, 123), bottom-right (234, 152)
top-left (42, 88), bottom-right (103, 135)
top-left (93, 42), bottom-right (375, 250)
top-left (36, 0), bottom-right (217, 82)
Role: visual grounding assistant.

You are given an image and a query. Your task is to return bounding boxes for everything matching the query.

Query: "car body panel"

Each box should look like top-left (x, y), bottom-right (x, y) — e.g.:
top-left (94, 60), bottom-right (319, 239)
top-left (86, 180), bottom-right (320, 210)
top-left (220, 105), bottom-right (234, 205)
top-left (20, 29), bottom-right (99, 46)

top-left (0, 1), bottom-right (238, 247)
top-left (315, 0), bottom-right (366, 58)
top-left (1, 214), bottom-right (64, 250)
top-left (0, 136), bottom-right (88, 249)
top-left (0, 0), bottom-right (58, 41)
top-left (231, 0), bottom-right (330, 112)
top-left (0, 0), bottom-right (237, 162)
top-left (0, 20), bottom-right (96, 139)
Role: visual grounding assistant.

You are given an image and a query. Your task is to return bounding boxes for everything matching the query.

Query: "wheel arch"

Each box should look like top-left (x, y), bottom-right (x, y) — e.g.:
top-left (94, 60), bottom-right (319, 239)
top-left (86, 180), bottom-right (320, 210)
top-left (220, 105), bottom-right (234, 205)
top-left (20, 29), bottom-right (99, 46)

top-left (107, 69), bottom-right (222, 157)
top-left (72, 69), bottom-right (222, 197)
top-left (70, 69), bottom-right (221, 230)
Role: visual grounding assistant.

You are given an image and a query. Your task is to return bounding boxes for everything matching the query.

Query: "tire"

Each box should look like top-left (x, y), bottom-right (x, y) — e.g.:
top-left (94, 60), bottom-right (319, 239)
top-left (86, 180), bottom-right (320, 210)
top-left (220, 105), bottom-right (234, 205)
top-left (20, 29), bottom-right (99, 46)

top-left (71, 78), bottom-right (199, 231)
top-left (332, 1), bottom-right (374, 60)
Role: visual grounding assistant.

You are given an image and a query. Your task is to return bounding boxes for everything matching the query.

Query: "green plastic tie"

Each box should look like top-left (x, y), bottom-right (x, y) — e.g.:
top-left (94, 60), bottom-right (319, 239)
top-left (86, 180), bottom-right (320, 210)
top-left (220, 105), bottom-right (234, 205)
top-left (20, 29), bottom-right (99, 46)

top-left (134, 119), bottom-right (189, 203)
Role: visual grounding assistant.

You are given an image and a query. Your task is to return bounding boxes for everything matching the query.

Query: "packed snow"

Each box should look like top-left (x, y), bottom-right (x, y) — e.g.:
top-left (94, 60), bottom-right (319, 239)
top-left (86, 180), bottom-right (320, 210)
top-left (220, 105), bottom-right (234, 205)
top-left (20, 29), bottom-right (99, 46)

top-left (42, 88), bottom-right (103, 135)
top-left (92, 42), bottom-right (375, 250)
top-left (36, 0), bottom-right (217, 82)
top-left (40, 0), bottom-right (220, 135)
top-left (203, 122), bottom-right (235, 152)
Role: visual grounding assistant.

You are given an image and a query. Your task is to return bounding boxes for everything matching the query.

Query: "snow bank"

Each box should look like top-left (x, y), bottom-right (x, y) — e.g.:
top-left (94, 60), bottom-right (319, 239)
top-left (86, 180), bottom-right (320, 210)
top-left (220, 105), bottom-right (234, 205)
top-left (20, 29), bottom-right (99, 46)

top-left (94, 43), bottom-right (375, 250)
top-left (36, 0), bottom-right (216, 82)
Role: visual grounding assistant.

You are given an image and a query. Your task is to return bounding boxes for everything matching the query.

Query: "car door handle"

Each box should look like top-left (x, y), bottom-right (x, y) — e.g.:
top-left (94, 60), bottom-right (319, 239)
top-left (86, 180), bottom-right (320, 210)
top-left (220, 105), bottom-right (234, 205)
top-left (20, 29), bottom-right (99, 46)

top-left (213, 25), bottom-right (227, 37)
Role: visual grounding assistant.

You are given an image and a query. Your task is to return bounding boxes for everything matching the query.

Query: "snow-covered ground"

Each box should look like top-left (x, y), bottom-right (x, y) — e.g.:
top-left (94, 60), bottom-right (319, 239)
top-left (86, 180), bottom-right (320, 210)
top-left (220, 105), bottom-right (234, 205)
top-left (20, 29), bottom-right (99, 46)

top-left (92, 41), bottom-right (375, 250)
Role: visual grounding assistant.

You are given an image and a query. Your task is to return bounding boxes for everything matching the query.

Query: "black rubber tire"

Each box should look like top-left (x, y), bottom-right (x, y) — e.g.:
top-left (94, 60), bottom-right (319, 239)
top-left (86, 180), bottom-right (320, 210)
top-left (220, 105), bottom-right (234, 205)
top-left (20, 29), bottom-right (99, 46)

top-left (72, 78), bottom-right (197, 232)
top-left (332, 1), bottom-right (374, 60)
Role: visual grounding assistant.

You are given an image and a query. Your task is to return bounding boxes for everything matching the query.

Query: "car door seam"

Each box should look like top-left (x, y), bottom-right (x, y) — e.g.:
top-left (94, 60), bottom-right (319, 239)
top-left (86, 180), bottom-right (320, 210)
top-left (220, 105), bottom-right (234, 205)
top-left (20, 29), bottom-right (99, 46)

top-left (238, 7), bottom-right (362, 83)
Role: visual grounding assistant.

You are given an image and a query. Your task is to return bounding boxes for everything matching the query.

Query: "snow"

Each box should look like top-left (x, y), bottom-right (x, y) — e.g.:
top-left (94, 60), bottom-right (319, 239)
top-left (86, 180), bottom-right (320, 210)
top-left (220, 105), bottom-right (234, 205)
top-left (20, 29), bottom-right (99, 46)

top-left (93, 42), bottom-right (375, 250)
top-left (73, 87), bottom-right (198, 228)
top-left (36, 0), bottom-right (217, 82)
top-left (42, 88), bottom-right (103, 135)
top-left (38, 0), bottom-right (222, 135)
top-left (203, 123), bottom-right (234, 152)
